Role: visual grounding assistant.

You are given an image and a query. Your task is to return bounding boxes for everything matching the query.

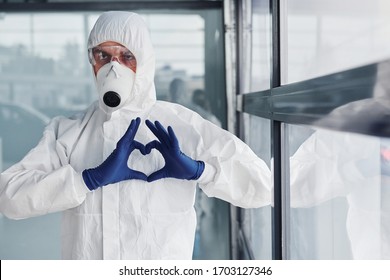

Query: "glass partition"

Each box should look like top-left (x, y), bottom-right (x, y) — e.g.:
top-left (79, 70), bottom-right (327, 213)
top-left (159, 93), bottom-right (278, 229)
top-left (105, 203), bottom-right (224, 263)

top-left (241, 113), bottom-right (272, 259)
top-left (240, 0), bottom-right (271, 93)
top-left (282, 0), bottom-right (390, 84)
top-left (237, 0), bottom-right (272, 259)
top-left (288, 125), bottom-right (389, 259)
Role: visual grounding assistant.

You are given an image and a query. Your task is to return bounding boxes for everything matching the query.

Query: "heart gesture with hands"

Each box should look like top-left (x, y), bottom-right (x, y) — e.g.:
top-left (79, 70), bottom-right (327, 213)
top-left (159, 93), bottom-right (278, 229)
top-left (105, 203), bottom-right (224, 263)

top-left (82, 117), bottom-right (205, 191)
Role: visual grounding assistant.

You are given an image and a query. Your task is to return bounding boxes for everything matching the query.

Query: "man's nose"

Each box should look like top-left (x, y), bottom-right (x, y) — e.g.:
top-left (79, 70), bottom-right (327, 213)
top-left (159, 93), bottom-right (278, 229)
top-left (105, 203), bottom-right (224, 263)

top-left (111, 56), bottom-right (120, 63)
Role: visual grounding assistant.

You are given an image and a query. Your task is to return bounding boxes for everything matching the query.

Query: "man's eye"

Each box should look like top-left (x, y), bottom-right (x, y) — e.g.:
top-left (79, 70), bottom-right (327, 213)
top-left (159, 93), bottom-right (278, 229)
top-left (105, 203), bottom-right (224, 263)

top-left (97, 51), bottom-right (109, 60)
top-left (123, 53), bottom-right (135, 61)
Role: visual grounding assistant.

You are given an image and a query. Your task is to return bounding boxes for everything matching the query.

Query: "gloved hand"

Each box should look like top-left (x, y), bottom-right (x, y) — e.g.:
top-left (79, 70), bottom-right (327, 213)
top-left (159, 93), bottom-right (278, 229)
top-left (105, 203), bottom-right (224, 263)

top-left (82, 117), bottom-right (147, 190)
top-left (145, 120), bottom-right (205, 182)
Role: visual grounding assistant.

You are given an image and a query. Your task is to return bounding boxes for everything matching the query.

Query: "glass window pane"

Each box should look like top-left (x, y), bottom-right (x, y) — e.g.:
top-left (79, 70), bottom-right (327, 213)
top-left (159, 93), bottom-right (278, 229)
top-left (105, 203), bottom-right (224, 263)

top-left (241, 0), bottom-right (271, 93)
top-left (288, 125), bottom-right (388, 259)
top-left (241, 114), bottom-right (272, 259)
top-left (282, 0), bottom-right (390, 84)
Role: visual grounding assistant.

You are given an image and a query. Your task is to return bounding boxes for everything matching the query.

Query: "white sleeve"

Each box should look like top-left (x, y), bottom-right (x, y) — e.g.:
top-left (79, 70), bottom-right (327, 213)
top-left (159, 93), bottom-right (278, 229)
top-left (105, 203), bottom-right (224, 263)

top-left (189, 115), bottom-right (271, 209)
top-left (0, 119), bottom-right (89, 220)
top-left (289, 129), bottom-right (380, 208)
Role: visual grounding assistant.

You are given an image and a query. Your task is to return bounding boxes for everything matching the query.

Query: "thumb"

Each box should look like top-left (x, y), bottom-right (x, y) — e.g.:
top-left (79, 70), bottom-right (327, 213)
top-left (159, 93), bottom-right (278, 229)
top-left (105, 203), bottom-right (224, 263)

top-left (147, 168), bottom-right (168, 182)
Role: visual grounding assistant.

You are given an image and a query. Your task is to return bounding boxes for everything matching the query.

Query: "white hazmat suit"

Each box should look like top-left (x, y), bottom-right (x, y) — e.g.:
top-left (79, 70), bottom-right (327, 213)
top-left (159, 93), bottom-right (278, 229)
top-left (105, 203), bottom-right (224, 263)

top-left (0, 11), bottom-right (271, 259)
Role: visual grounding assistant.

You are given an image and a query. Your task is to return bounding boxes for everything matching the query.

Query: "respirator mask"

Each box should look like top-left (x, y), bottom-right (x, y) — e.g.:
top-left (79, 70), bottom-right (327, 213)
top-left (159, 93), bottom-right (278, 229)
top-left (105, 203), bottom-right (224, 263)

top-left (89, 45), bottom-right (137, 113)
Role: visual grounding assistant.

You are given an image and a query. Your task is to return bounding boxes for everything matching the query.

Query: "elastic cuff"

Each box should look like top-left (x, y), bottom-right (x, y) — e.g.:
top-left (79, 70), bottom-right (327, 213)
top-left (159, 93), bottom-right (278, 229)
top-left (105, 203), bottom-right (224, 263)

top-left (82, 169), bottom-right (98, 191)
top-left (75, 172), bottom-right (93, 194)
top-left (191, 160), bottom-right (205, 180)
top-left (196, 161), bottom-right (217, 185)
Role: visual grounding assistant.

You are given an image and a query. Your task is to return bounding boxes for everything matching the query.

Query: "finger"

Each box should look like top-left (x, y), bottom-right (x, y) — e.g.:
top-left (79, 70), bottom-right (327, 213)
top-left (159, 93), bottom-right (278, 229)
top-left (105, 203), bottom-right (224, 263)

top-left (146, 120), bottom-right (169, 147)
top-left (147, 168), bottom-right (167, 182)
top-left (117, 119), bottom-right (134, 148)
top-left (122, 117), bottom-right (140, 145)
top-left (145, 140), bottom-right (162, 154)
top-left (167, 126), bottom-right (179, 148)
top-left (132, 140), bottom-right (146, 155)
top-left (130, 117), bottom-right (141, 140)
top-left (129, 169), bottom-right (148, 181)
top-left (154, 121), bottom-right (171, 147)
top-left (145, 119), bottom-right (160, 139)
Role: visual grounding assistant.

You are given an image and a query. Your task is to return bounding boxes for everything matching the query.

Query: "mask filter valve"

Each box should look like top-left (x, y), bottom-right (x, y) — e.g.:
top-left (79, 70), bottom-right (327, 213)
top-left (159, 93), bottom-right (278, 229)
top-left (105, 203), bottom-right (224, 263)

top-left (103, 91), bottom-right (121, 107)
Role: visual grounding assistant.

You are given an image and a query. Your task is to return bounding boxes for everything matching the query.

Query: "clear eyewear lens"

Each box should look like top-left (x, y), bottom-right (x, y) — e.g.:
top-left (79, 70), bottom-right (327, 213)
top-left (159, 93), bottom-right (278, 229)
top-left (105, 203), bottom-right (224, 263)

top-left (89, 46), bottom-right (136, 68)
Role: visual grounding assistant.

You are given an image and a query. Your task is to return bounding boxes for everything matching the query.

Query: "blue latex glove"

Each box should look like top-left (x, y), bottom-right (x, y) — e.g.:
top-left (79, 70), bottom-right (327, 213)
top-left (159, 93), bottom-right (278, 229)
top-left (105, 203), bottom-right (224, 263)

top-left (82, 117), bottom-right (147, 190)
top-left (145, 120), bottom-right (205, 182)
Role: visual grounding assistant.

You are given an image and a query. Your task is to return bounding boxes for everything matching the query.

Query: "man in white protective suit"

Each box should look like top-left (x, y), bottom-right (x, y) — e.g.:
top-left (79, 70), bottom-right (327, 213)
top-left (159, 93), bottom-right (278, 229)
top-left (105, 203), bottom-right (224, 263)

top-left (0, 11), bottom-right (271, 259)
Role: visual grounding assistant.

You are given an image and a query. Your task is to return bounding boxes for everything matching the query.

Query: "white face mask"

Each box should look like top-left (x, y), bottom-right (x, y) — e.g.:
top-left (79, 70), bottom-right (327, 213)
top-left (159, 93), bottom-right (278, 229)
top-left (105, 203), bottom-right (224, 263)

top-left (95, 61), bottom-right (136, 113)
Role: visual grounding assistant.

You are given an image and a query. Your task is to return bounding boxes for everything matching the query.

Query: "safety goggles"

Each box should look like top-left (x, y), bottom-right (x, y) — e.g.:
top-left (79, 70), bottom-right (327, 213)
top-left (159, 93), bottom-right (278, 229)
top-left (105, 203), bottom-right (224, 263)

top-left (88, 45), bottom-right (136, 69)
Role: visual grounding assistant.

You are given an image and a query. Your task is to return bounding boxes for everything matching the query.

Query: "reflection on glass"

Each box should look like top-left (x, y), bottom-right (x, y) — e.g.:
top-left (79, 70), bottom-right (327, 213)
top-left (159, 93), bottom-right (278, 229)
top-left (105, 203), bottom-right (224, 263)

top-left (282, 0), bottom-right (390, 84)
top-left (242, 114), bottom-right (272, 259)
top-left (313, 60), bottom-right (390, 137)
top-left (289, 125), bottom-right (389, 259)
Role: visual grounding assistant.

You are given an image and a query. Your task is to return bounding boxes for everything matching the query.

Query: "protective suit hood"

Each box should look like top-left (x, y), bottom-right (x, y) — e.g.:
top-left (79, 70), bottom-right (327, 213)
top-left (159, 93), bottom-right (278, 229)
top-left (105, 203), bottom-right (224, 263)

top-left (88, 11), bottom-right (157, 113)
